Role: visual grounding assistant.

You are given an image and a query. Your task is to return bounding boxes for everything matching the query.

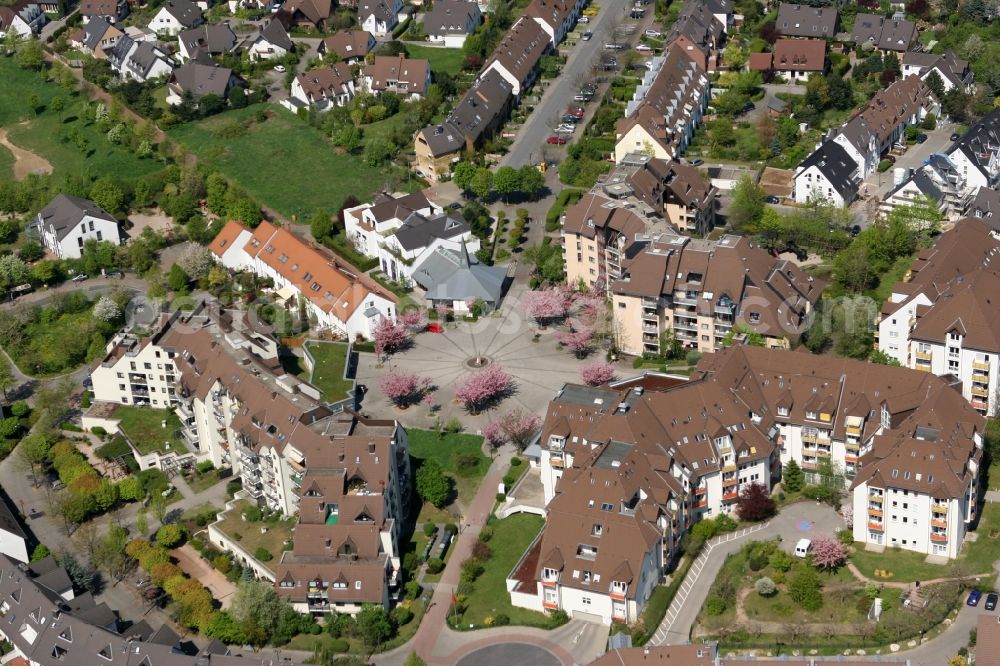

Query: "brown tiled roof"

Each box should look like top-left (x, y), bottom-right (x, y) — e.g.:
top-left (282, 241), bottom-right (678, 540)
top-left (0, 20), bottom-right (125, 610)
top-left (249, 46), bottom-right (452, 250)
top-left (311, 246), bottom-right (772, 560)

top-left (294, 64), bottom-right (354, 101)
top-left (856, 75), bottom-right (935, 145)
top-left (978, 614), bottom-right (1000, 666)
top-left (523, 0), bottom-right (574, 34)
top-left (772, 38), bottom-right (826, 71)
top-left (80, 0), bottom-right (119, 16)
top-left (280, 0), bottom-right (331, 24)
top-left (363, 54), bottom-right (430, 95)
top-left (748, 51), bottom-right (772, 70)
top-left (485, 15), bottom-right (548, 86)
top-left (562, 193), bottom-right (648, 240)
top-left (320, 30), bottom-right (374, 59)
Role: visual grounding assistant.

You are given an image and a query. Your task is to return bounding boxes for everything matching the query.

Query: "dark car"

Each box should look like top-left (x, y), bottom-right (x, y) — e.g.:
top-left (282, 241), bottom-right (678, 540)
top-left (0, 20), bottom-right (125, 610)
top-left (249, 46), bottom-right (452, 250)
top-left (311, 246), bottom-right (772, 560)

top-left (850, 224), bottom-right (861, 237)
top-left (950, 132), bottom-right (961, 141)
top-left (688, 158), bottom-right (704, 166)
top-left (547, 136), bottom-right (568, 145)
top-left (988, 593), bottom-right (999, 611)
top-left (562, 114), bottom-right (580, 123)
top-left (741, 101), bottom-right (755, 114)
top-left (968, 590), bottom-right (983, 607)
top-left (566, 107), bottom-right (585, 118)
top-left (916, 133), bottom-right (928, 144)
top-left (765, 195), bottom-right (780, 204)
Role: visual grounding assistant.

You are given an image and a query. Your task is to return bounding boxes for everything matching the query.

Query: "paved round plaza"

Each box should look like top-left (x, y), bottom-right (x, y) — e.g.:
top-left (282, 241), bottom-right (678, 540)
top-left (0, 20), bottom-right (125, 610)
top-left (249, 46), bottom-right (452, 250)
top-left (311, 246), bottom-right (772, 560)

top-left (455, 642), bottom-right (563, 666)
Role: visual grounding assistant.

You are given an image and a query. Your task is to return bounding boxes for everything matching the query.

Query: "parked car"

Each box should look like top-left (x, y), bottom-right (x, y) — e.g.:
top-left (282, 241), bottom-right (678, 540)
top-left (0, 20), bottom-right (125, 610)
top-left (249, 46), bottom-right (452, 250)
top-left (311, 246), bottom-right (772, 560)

top-left (687, 158), bottom-right (703, 166)
top-left (885, 155), bottom-right (896, 164)
top-left (645, 28), bottom-right (661, 37)
top-left (426, 323), bottom-right (443, 333)
top-left (950, 132), bottom-right (961, 141)
top-left (274, 64), bottom-right (286, 73)
top-left (968, 590), bottom-right (983, 607)
top-left (636, 44), bottom-right (652, 53)
top-left (574, 93), bottom-right (593, 102)
top-left (71, 274), bottom-right (88, 282)
top-left (566, 107), bottom-right (585, 118)
top-left (547, 136), bottom-right (568, 144)
top-left (741, 101), bottom-right (755, 114)
top-left (556, 125), bottom-right (576, 133)
top-left (561, 114), bottom-right (580, 123)
top-left (582, 30), bottom-right (593, 40)
top-left (794, 538), bottom-right (812, 558)
top-left (630, 8), bottom-right (644, 17)
top-left (604, 43), bottom-right (624, 50)
top-left (765, 195), bottom-right (780, 204)
top-left (987, 593), bottom-right (999, 611)
top-left (916, 133), bottom-right (928, 143)
top-left (578, 15), bottom-right (589, 22)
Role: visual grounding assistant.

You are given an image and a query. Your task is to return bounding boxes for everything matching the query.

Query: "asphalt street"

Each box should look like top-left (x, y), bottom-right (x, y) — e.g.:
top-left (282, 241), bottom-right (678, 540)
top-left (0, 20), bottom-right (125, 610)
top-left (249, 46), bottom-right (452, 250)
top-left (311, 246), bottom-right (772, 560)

top-left (500, 0), bottom-right (633, 168)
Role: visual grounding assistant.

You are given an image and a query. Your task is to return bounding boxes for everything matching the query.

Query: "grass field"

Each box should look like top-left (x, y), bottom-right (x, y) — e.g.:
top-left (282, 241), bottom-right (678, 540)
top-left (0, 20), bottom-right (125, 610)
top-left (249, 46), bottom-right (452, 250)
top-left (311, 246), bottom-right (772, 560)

top-left (403, 44), bottom-right (466, 76)
top-left (407, 429), bottom-right (490, 507)
top-left (458, 514), bottom-right (554, 628)
top-left (0, 58), bottom-right (163, 183)
top-left (113, 406), bottom-right (188, 456)
top-left (302, 341), bottom-right (353, 402)
top-left (213, 499), bottom-right (295, 566)
top-left (0, 143), bottom-right (14, 179)
top-left (168, 104), bottom-right (420, 219)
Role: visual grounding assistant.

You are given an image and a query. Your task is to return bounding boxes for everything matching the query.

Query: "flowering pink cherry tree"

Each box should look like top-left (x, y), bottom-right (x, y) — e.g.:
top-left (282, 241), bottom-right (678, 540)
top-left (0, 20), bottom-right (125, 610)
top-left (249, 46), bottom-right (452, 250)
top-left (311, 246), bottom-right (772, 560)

top-left (454, 364), bottom-right (513, 413)
top-left (373, 316), bottom-right (409, 361)
top-left (398, 309), bottom-right (427, 332)
top-left (522, 288), bottom-right (570, 328)
top-left (378, 369), bottom-right (432, 408)
top-left (559, 326), bottom-right (594, 358)
top-left (810, 535), bottom-right (847, 571)
top-left (483, 421), bottom-right (505, 448)
top-left (493, 408), bottom-right (542, 449)
top-left (580, 360), bottom-right (616, 386)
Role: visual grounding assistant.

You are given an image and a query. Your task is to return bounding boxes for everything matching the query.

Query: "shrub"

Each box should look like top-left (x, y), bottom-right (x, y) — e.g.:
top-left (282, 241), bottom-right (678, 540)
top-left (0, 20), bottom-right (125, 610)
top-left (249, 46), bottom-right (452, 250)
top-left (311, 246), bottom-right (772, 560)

top-left (502, 473), bottom-right (516, 487)
top-left (444, 523), bottom-right (458, 536)
top-left (755, 577), bottom-right (776, 596)
top-left (155, 524), bottom-right (186, 549)
top-left (789, 566), bottom-right (823, 611)
top-left (715, 514), bottom-right (737, 532)
top-left (254, 546), bottom-right (273, 562)
top-left (878, 159), bottom-right (892, 173)
top-left (10, 402), bottom-right (29, 418)
top-left (213, 555), bottom-right (232, 574)
top-left (496, 493), bottom-right (506, 502)
top-left (195, 460), bottom-right (215, 474)
top-left (770, 549), bottom-right (793, 573)
top-left (705, 597), bottom-right (727, 615)
top-left (426, 558), bottom-right (444, 574)
top-left (460, 559), bottom-right (484, 583)
top-left (328, 638), bottom-right (350, 653)
top-left (748, 551), bottom-right (768, 571)
top-left (471, 540), bottom-right (491, 561)
top-left (225, 480), bottom-right (242, 496)
top-left (479, 526), bottom-right (493, 542)
top-left (91, 426), bottom-right (107, 437)
top-left (493, 613), bottom-right (510, 626)
top-left (836, 529), bottom-right (855, 545)
top-left (423, 523), bottom-right (437, 537)
top-left (391, 606), bottom-right (414, 626)
top-left (405, 581), bottom-right (422, 600)
top-left (510, 457), bottom-right (522, 466)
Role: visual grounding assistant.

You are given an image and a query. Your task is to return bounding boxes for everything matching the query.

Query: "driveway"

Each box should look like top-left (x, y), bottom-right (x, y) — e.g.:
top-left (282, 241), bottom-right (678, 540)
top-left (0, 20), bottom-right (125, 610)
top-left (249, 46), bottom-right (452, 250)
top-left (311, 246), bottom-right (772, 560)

top-left (860, 122), bottom-right (957, 200)
top-left (455, 643), bottom-right (561, 666)
top-left (172, 545), bottom-right (238, 609)
top-left (499, 0), bottom-right (632, 168)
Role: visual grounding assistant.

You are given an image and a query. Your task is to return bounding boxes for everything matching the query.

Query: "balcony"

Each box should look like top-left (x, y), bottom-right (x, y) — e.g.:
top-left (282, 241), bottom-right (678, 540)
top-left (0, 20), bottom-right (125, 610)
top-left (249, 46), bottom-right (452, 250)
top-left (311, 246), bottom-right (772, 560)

top-left (846, 425), bottom-right (862, 437)
top-left (868, 492), bottom-right (884, 502)
top-left (845, 454), bottom-right (858, 464)
top-left (801, 461), bottom-right (818, 470)
top-left (867, 508), bottom-right (883, 518)
top-left (722, 490), bottom-right (739, 501)
top-left (974, 359), bottom-right (991, 372)
top-left (915, 350), bottom-right (932, 361)
top-left (931, 518), bottom-right (948, 529)
top-left (693, 498), bottom-right (708, 509)
top-left (550, 455), bottom-right (564, 468)
top-left (868, 522), bottom-right (883, 532)
top-left (722, 463), bottom-right (736, 473)
top-left (930, 532), bottom-right (948, 543)
top-left (643, 323), bottom-right (659, 333)
top-left (972, 385), bottom-right (990, 398)
top-left (543, 600), bottom-right (559, 610)
top-left (932, 502), bottom-right (948, 514)
top-left (673, 319), bottom-right (698, 332)
top-left (972, 398), bottom-right (989, 411)
top-left (815, 448), bottom-right (831, 458)
top-left (723, 476), bottom-right (737, 488)
top-left (693, 486), bottom-right (706, 495)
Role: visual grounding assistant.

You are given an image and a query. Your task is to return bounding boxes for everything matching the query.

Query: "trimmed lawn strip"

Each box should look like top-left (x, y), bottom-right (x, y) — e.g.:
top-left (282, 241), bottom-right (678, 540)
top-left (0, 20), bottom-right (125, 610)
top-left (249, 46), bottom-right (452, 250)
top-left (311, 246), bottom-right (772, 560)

top-left (213, 499), bottom-right (295, 563)
top-left (303, 341), bottom-right (353, 402)
top-left (168, 104), bottom-right (419, 219)
top-left (113, 405), bottom-right (188, 456)
top-left (454, 514), bottom-right (553, 628)
top-left (407, 429), bottom-right (490, 507)
top-left (402, 44), bottom-right (465, 76)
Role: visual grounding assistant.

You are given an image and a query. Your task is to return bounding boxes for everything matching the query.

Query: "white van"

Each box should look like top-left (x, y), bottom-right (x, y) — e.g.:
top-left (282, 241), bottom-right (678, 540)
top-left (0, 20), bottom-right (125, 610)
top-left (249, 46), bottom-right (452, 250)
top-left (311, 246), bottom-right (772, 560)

top-left (794, 538), bottom-right (812, 558)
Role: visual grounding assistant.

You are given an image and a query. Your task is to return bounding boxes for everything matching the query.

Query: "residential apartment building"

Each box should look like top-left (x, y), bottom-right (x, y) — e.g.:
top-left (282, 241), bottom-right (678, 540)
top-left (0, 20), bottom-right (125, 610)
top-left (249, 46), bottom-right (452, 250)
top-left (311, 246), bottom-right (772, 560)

top-left (523, 0), bottom-right (583, 46)
top-left (560, 192), bottom-right (651, 292)
top-left (877, 218), bottom-right (1000, 416)
top-left (597, 153), bottom-right (717, 236)
top-left (481, 15), bottom-right (549, 96)
top-left (793, 140), bottom-right (860, 207)
top-left (615, 42), bottom-right (710, 163)
top-left (849, 13), bottom-right (916, 54)
top-left (509, 346), bottom-right (985, 624)
top-left (210, 221), bottom-right (398, 341)
top-left (34, 193), bottom-right (122, 259)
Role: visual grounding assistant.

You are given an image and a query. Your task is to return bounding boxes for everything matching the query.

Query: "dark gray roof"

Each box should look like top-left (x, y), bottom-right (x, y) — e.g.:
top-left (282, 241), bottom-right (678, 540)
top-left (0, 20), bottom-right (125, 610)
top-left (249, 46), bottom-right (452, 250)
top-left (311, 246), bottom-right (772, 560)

top-left (0, 493), bottom-right (26, 542)
top-left (259, 18), bottom-right (292, 50)
top-left (951, 109), bottom-right (1000, 183)
top-left (359, 0), bottom-right (394, 22)
top-left (669, 1), bottom-right (724, 48)
top-left (414, 242), bottom-right (507, 303)
top-left (180, 22), bottom-right (236, 55)
top-left (162, 0), bottom-right (202, 28)
top-left (876, 18), bottom-right (915, 52)
top-left (82, 16), bottom-right (114, 52)
top-left (849, 12), bottom-right (882, 45)
top-left (903, 49), bottom-right (971, 88)
top-left (27, 557), bottom-right (73, 597)
top-left (129, 41), bottom-right (172, 78)
top-left (418, 69), bottom-right (513, 156)
top-left (423, 0), bottom-right (479, 35)
top-left (393, 211), bottom-right (470, 251)
top-left (170, 62), bottom-right (235, 98)
top-left (799, 141), bottom-right (858, 198)
top-left (776, 2), bottom-right (838, 38)
top-left (909, 170), bottom-right (944, 204)
top-left (970, 187), bottom-right (1000, 222)
top-left (38, 193), bottom-right (118, 241)
top-left (106, 33), bottom-right (133, 68)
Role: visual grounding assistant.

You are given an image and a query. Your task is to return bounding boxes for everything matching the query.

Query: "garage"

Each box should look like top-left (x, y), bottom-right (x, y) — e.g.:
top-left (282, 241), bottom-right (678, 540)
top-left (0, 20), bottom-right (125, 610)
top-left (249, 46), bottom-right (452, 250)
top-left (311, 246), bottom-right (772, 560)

top-left (572, 609), bottom-right (605, 624)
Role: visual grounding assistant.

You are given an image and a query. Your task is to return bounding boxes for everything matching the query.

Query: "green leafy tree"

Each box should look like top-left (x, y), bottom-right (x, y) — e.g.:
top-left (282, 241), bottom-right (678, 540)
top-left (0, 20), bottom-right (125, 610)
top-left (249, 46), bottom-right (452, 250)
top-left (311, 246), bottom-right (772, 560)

top-left (355, 604), bottom-right (394, 646)
top-left (452, 161), bottom-right (477, 193)
top-left (167, 264), bottom-right (189, 293)
top-left (310, 209), bottom-right (334, 241)
top-left (93, 525), bottom-right (132, 583)
top-left (155, 524), bottom-right (187, 548)
top-left (789, 566), bottom-right (823, 610)
top-left (494, 166), bottom-right (519, 202)
top-left (783, 459), bottom-right (804, 493)
top-left (470, 167), bottom-right (494, 200)
top-left (0, 354), bottom-right (14, 400)
top-left (730, 175), bottom-right (765, 232)
top-left (30, 543), bottom-right (50, 562)
top-left (231, 580), bottom-right (284, 642)
top-left (363, 137), bottom-right (393, 167)
top-left (206, 173), bottom-right (229, 215)
top-left (15, 39), bottom-right (44, 70)
top-left (89, 177), bottom-right (125, 214)
top-left (415, 459), bottom-right (451, 508)
top-left (517, 165), bottom-right (545, 200)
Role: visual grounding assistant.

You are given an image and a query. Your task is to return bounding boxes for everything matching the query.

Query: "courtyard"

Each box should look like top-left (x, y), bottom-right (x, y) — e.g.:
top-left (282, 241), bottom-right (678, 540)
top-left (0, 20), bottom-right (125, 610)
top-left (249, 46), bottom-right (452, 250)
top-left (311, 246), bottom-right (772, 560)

top-left (355, 286), bottom-right (629, 429)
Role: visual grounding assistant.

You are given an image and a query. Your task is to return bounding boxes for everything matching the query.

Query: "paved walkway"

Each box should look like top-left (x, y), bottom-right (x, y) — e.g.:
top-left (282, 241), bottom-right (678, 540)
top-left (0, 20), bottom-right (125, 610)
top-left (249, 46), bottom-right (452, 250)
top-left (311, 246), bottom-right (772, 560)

top-left (172, 544), bottom-right (237, 609)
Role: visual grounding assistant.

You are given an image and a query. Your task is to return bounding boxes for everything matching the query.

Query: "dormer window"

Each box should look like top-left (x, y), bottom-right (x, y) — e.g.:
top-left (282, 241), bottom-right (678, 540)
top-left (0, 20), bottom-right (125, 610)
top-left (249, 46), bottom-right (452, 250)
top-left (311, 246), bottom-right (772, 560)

top-left (777, 406), bottom-right (789, 417)
top-left (805, 411), bottom-right (817, 420)
top-left (592, 524), bottom-right (602, 537)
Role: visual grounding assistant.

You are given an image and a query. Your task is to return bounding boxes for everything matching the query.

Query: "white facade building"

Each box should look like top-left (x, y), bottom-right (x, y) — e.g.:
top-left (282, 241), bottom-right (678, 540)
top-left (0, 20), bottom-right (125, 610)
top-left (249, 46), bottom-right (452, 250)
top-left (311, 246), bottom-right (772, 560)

top-left (34, 193), bottom-right (122, 259)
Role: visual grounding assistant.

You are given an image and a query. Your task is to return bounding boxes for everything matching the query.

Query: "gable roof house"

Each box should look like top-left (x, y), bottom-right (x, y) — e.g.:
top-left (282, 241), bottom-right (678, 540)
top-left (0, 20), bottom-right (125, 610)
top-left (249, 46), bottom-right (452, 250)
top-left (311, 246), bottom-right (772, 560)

top-left (942, 109), bottom-right (1000, 193)
top-left (275, 0), bottom-right (332, 29)
top-left (413, 241), bottom-right (508, 313)
top-left (793, 140), bottom-right (860, 207)
top-left (79, 0), bottom-right (127, 24)
top-left (969, 187), bottom-right (1000, 225)
top-left (0, 6), bottom-right (34, 39)
top-left (753, 38), bottom-right (826, 82)
top-left (69, 16), bottom-right (122, 59)
top-left (481, 15), bottom-right (549, 96)
top-left (317, 30), bottom-right (375, 63)
top-left (247, 18), bottom-right (293, 61)
top-left (362, 54), bottom-right (431, 100)
top-left (614, 42), bottom-right (710, 163)
top-left (413, 70), bottom-right (514, 181)
top-left (177, 22), bottom-right (237, 61)
top-left (666, 0), bottom-right (730, 71)
top-left (424, 0), bottom-right (481, 47)
top-left (148, 0), bottom-right (203, 36)
top-left (850, 13), bottom-right (916, 54)
top-left (107, 35), bottom-right (174, 82)
top-left (775, 2), bottom-right (838, 38)
top-left (0, 0), bottom-right (44, 36)
top-left (358, 0), bottom-right (402, 36)
top-left (34, 193), bottom-right (122, 259)
top-left (902, 49), bottom-right (974, 94)
top-left (524, 0), bottom-right (582, 46)
top-left (166, 62), bottom-right (241, 105)
top-left (210, 221), bottom-right (399, 340)
top-left (290, 65), bottom-right (356, 111)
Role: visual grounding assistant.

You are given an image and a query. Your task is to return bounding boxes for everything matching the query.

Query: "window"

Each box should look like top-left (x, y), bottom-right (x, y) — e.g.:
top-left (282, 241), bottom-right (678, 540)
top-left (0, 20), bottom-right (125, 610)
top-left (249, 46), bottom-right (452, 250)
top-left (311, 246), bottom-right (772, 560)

top-left (581, 596), bottom-right (592, 605)
top-left (355, 581), bottom-right (362, 590)
top-left (96, 231), bottom-right (102, 241)
top-left (600, 502), bottom-right (613, 511)
top-left (592, 524), bottom-right (603, 537)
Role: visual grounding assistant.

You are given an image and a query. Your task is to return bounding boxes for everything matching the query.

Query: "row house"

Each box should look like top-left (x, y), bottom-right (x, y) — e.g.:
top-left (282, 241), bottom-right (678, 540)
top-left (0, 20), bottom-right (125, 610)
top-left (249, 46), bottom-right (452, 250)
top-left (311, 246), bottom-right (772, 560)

top-left (665, 0), bottom-right (733, 71)
top-left (877, 218), bottom-right (1000, 416)
top-left (849, 13), bottom-right (916, 55)
top-left (209, 221), bottom-right (398, 341)
top-left (107, 36), bottom-right (175, 83)
top-left (481, 16), bottom-right (549, 97)
top-left (614, 42), bottom-right (710, 164)
top-left (524, 0), bottom-right (584, 46)
top-left (902, 49), bottom-right (974, 94)
top-left (511, 346), bottom-right (985, 624)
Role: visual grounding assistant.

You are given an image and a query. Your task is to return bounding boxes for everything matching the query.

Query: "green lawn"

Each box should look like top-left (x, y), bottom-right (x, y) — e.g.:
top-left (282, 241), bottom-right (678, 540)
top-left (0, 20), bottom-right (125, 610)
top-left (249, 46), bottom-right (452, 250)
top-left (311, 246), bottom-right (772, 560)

top-left (0, 142), bottom-right (14, 180)
top-left (407, 429), bottom-right (490, 507)
top-left (0, 58), bottom-right (164, 183)
top-left (403, 44), bottom-right (466, 76)
top-left (457, 514), bottom-right (554, 628)
top-left (168, 104), bottom-right (418, 219)
top-left (113, 406), bottom-right (188, 456)
top-left (302, 341), bottom-right (353, 403)
top-left (213, 499), bottom-right (295, 565)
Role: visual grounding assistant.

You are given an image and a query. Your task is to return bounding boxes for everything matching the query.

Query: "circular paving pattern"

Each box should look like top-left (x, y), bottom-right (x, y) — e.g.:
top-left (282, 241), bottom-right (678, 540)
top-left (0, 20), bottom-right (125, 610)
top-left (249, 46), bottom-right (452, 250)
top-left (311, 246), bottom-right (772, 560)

top-left (456, 643), bottom-right (563, 666)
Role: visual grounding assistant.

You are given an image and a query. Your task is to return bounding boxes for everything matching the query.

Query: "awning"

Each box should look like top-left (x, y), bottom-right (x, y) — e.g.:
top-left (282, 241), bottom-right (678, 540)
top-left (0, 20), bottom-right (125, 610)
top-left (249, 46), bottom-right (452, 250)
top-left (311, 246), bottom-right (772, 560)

top-left (275, 286), bottom-right (297, 302)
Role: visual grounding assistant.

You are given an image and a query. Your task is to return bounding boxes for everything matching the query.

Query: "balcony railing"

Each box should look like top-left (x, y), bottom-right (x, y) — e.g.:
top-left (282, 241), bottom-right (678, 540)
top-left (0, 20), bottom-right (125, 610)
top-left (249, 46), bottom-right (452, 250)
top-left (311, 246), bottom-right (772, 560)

top-left (846, 425), bottom-right (862, 436)
top-left (693, 498), bottom-right (708, 508)
top-left (974, 360), bottom-right (990, 372)
top-left (868, 508), bottom-right (882, 517)
top-left (931, 518), bottom-right (948, 528)
top-left (868, 492), bottom-right (883, 503)
top-left (972, 385), bottom-right (990, 398)
top-left (722, 490), bottom-right (739, 501)
top-left (930, 532), bottom-right (948, 543)
top-left (915, 350), bottom-right (932, 361)
top-left (868, 522), bottom-right (883, 532)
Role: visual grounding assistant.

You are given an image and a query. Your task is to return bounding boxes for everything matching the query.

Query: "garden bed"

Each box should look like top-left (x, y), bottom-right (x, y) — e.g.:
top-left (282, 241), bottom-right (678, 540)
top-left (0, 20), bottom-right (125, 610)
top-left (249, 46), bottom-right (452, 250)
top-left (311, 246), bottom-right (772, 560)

top-left (112, 405), bottom-right (187, 456)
